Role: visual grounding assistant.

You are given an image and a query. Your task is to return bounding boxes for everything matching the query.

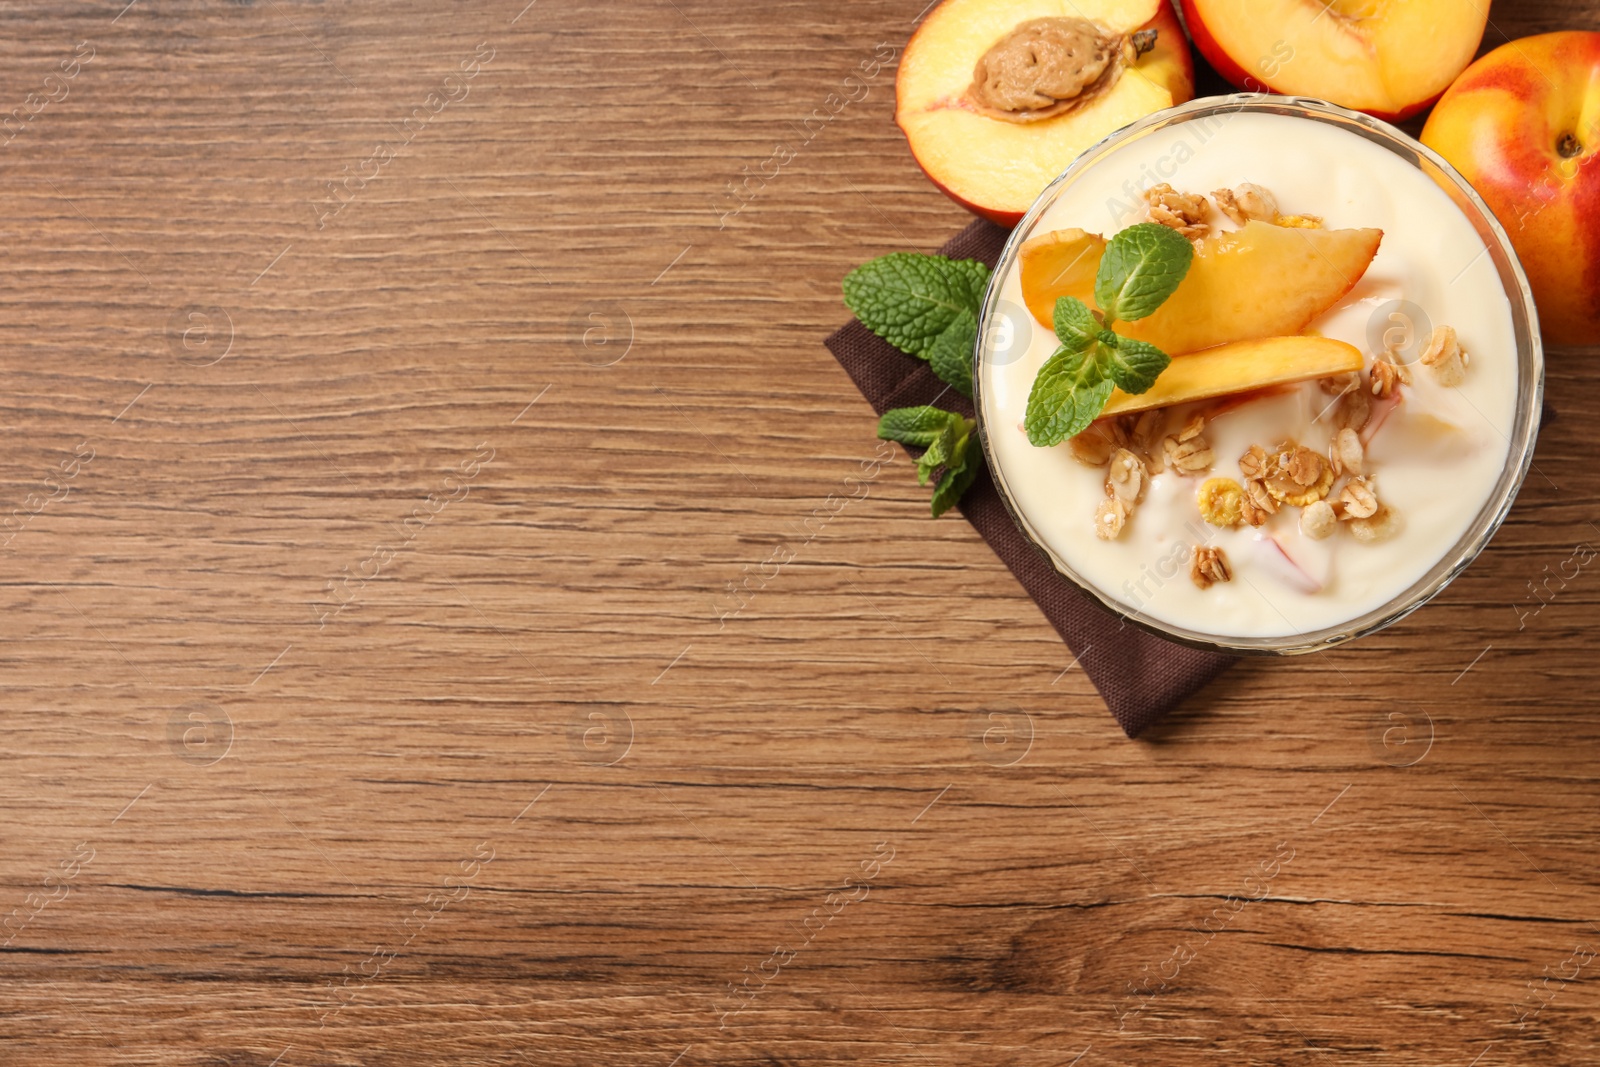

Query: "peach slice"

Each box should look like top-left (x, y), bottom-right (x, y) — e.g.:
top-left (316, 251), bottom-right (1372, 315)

top-left (1017, 227), bottom-right (1106, 323)
top-left (1181, 0), bottom-right (1488, 122)
top-left (1098, 335), bottom-right (1363, 418)
top-left (1366, 409), bottom-right (1478, 465)
top-left (1359, 392), bottom-right (1403, 446)
top-left (1021, 220), bottom-right (1382, 355)
top-left (897, 0), bottom-right (1193, 227)
top-left (1254, 532), bottom-right (1333, 594)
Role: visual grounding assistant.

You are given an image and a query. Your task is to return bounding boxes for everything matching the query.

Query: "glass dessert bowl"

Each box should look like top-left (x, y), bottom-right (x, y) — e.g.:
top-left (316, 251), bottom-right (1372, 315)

top-left (973, 95), bottom-right (1543, 655)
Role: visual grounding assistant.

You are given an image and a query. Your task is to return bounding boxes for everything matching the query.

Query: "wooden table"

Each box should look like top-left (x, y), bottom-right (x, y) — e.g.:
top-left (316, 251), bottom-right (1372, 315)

top-left (1, 1), bottom-right (1597, 1063)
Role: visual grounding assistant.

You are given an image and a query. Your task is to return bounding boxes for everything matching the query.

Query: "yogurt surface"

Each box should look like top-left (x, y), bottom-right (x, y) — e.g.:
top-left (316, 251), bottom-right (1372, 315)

top-left (978, 111), bottom-right (1518, 640)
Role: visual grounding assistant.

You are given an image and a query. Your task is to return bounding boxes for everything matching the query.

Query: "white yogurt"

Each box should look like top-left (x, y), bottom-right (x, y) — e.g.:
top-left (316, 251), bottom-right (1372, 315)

top-left (979, 112), bottom-right (1517, 640)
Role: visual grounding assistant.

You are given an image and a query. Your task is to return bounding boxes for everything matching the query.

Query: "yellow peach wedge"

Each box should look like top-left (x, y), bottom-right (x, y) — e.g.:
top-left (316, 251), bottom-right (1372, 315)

top-left (1098, 336), bottom-right (1363, 419)
top-left (1020, 220), bottom-right (1382, 355)
top-left (1016, 227), bottom-right (1106, 325)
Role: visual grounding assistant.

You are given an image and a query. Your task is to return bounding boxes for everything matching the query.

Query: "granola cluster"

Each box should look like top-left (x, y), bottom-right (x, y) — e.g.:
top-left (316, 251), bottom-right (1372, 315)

top-left (1142, 181), bottom-right (1325, 241)
top-left (1218, 352), bottom-right (1424, 551)
top-left (1369, 352), bottom-right (1411, 398)
top-left (1144, 183), bottom-right (1210, 239)
top-left (1176, 317), bottom-right (1476, 580)
top-left (1421, 325), bottom-right (1469, 387)
top-left (1072, 409), bottom-right (1216, 542)
top-left (1191, 545), bottom-right (1232, 590)
top-left (1212, 182), bottom-right (1277, 226)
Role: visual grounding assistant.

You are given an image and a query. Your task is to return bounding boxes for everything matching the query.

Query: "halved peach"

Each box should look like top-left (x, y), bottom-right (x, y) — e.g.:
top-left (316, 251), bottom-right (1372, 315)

top-left (1181, 0), bottom-right (1488, 122)
top-left (897, 0), bottom-right (1193, 227)
top-left (1021, 220), bottom-right (1382, 354)
top-left (1098, 335), bottom-right (1363, 418)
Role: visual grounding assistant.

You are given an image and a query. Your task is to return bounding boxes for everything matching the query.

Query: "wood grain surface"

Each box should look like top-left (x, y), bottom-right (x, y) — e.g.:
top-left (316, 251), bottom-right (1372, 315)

top-left (1, 1), bottom-right (1597, 1064)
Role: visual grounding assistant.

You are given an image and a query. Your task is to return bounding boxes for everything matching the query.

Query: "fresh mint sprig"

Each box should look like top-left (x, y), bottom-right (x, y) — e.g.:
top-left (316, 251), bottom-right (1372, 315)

top-left (843, 251), bottom-right (992, 518)
top-left (843, 252), bottom-right (990, 398)
top-left (1024, 223), bottom-right (1194, 447)
top-left (876, 405), bottom-right (980, 519)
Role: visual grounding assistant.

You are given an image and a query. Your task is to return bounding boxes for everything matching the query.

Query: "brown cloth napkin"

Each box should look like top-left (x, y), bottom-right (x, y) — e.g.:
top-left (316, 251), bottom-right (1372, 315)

top-left (825, 219), bottom-right (1234, 738)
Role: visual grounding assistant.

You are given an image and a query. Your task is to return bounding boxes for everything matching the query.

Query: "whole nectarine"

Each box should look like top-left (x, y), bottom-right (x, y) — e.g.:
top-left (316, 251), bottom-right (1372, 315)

top-left (1422, 31), bottom-right (1600, 346)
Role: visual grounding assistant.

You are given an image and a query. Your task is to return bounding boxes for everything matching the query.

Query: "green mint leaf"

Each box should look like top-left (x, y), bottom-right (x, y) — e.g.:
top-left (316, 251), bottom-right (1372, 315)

top-left (951, 258), bottom-right (992, 310)
top-left (1024, 346), bottom-right (1115, 447)
top-left (1102, 336), bottom-right (1171, 395)
top-left (917, 418), bottom-right (960, 486)
top-left (927, 309), bottom-right (977, 398)
top-left (875, 406), bottom-right (981, 515)
top-left (843, 254), bottom-right (992, 361)
top-left (930, 447), bottom-right (982, 518)
top-left (1052, 296), bottom-right (1100, 353)
top-left (919, 414), bottom-right (978, 486)
top-left (1093, 222), bottom-right (1194, 324)
top-left (1021, 228), bottom-right (1189, 452)
top-left (876, 405), bottom-right (957, 448)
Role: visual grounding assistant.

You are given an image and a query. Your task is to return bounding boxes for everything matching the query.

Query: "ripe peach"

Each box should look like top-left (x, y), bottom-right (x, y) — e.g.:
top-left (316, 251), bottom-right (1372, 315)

top-left (1421, 31), bottom-right (1600, 346)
